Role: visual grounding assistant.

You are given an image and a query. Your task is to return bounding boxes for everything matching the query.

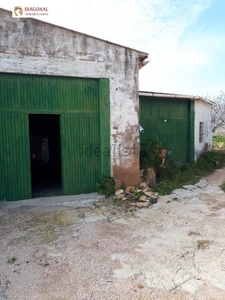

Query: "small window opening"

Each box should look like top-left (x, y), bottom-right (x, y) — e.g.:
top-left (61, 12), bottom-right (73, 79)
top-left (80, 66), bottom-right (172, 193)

top-left (199, 122), bottom-right (204, 143)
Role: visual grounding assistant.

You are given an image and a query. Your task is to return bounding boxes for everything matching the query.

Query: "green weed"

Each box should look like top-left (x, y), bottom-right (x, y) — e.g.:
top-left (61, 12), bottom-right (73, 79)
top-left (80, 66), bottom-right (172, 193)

top-left (96, 175), bottom-right (115, 197)
top-left (167, 197), bottom-right (179, 204)
top-left (140, 140), bottom-right (163, 174)
top-left (219, 181), bottom-right (225, 192)
top-left (7, 256), bottom-right (17, 264)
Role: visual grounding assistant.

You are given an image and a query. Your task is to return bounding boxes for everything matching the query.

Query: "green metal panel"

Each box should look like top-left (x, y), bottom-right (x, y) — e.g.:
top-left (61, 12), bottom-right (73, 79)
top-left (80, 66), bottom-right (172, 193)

top-left (189, 100), bottom-right (195, 162)
top-left (156, 119), bottom-right (173, 150)
top-left (0, 73), bottom-right (100, 113)
top-left (140, 96), bottom-right (191, 163)
top-left (140, 97), bottom-right (189, 119)
top-left (172, 118), bottom-right (189, 162)
top-left (0, 73), bottom-right (110, 200)
top-left (0, 112), bottom-right (31, 200)
top-left (99, 78), bottom-right (110, 176)
top-left (0, 114), bottom-right (6, 200)
top-left (61, 113), bottom-right (101, 195)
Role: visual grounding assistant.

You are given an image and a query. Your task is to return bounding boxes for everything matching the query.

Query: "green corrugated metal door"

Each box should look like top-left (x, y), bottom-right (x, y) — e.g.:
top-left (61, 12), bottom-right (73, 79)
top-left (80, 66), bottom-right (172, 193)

top-left (172, 118), bottom-right (189, 162)
top-left (0, 113), bottom-right (6, 200)
top-left (156, 119), bottom-right (189, 162)
top-left (157, 119), bottom-right (172, 150)
top-left (0, 112), bottom-right (31, 200)
top-left (61, 113), bottom-right (101, 195)
top-left (0, 73), bottom-right (110, 201)
top-left (139, 96), bottom-right (191, 163)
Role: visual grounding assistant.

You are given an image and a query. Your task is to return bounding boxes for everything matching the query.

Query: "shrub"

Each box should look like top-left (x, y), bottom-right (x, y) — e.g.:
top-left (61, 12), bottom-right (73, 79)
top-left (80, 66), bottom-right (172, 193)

top-left (140, 140), bottom-right (163, 172)
top-left (219, 181), bottom-right (225, 192)
top-left (96, 175), bottom-right (115, 197)
top-left (155, 151), bottom-right (225, 196)
top-left (197, 151), bottom-right (225, 171)
top-left (157, 181), bottom-right (176, 195)
top-left (156, 157), bottom-right (180, 181)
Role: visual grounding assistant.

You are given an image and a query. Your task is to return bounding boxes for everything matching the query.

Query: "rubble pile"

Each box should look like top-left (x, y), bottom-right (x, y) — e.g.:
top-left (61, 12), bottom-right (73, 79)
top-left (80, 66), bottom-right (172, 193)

top-left (114, 185), bottom-right (158, 208)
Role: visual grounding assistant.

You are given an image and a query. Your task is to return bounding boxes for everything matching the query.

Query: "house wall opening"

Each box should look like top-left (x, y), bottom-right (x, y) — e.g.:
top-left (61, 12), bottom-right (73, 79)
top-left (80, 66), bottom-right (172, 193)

top-left (29, 114), bottom-right (62, 198)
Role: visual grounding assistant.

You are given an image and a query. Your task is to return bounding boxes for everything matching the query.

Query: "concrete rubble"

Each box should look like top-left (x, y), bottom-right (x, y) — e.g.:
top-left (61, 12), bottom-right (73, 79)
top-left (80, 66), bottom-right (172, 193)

top-left (114, 185), bottom-right (159, 208)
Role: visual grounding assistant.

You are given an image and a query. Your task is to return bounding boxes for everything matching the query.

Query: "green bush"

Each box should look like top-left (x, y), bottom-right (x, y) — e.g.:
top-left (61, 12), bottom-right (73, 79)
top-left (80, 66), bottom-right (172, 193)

top-left (156, 157), bottom-right (180, 181)
top-left (157, 181), bottom-right (176, 195)
top-left (219, 181), bottom-right (225, 192)
top-left (96, 175), bottom-right (115, 197)
top-left (140, 140), bottom-right (163, 172)
top-left (199, 151), bottom-right (225, 167)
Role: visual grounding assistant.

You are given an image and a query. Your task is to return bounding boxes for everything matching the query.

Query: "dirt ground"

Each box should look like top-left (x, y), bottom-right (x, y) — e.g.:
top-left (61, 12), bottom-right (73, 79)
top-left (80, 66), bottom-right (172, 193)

top-left (1, 168), bottom-right (225, 300)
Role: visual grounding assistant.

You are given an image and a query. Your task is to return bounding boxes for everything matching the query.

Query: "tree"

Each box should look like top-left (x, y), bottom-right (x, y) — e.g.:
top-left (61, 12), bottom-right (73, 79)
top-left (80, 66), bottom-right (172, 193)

top-left (204, 91), bottom-right (225, 133)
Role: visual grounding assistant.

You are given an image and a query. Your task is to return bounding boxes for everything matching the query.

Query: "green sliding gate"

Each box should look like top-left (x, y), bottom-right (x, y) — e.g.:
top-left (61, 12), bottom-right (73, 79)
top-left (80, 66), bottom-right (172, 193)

top-left (139, 96), bottom-right (194, 163)
top-left (0, 73), bottom-right (110, 200)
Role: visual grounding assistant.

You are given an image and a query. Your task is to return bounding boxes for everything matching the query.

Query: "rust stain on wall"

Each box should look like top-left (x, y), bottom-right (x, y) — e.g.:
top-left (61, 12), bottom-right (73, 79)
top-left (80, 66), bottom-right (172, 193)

top-left (113, 156), bottom-right (140, 187)
top-left (111, 125), bottom-right (140, 186)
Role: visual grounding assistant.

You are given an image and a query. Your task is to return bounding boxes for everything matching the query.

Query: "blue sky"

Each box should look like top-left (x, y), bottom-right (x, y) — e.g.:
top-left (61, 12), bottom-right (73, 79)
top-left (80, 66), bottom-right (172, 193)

top-left (1, 0), bottom-right (225, 97)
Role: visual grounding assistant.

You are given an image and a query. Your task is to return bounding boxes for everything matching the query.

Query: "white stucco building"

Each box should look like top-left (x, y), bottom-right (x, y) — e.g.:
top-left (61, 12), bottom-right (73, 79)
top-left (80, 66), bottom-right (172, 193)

top-left (194, 98), bottom-right (212, 160)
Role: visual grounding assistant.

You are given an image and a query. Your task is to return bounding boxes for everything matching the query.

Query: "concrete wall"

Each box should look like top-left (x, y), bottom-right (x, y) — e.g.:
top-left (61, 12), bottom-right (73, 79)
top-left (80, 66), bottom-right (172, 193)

top-left (194, 99), bottom-right (212, 160)
top-left (0, 9), bottom-right (148, 186)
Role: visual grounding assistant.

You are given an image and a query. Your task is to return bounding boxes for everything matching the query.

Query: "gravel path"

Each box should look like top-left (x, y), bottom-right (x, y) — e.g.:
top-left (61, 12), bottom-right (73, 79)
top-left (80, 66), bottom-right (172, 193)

top-left (1, 168), bottom-right (225, 299)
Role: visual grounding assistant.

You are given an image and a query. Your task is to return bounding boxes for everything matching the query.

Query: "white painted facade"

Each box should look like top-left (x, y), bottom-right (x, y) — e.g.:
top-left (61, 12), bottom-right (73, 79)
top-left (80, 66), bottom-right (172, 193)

top-left (0, 8), bottom-right (148, 185)
top-left (194, 99), bottom-right (212, 160)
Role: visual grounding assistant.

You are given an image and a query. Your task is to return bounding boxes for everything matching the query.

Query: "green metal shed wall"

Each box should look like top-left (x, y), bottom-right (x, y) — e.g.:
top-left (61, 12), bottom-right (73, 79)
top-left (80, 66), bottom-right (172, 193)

top-left (0, 112), bottom-right (31, 200)
top-left (0, 73), bottom-right (110, 201)
top-left (139, 96), bottom-right (194, 163)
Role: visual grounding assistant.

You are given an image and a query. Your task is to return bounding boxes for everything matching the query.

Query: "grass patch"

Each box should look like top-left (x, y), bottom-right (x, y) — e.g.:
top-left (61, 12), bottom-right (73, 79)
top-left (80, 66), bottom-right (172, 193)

top-left (213, 135), bottom-right (225, 149)
top-left (11, 210), bottom-right (87, 246)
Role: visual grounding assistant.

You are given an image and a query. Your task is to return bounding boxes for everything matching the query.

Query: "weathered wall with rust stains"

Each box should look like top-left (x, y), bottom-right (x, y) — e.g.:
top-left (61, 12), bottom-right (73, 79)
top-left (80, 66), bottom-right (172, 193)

top-left (0, 9), bottom-right (146, 186)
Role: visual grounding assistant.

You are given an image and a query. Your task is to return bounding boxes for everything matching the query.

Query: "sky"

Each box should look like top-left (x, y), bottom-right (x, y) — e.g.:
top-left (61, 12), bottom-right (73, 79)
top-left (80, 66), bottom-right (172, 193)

top-left (1, 0), bottom-right (225, 97)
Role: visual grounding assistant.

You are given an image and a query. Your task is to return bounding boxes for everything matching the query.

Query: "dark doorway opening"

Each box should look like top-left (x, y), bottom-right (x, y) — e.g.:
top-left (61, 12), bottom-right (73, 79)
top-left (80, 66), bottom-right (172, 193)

top-left (29, 114), bottom-right (62, 198)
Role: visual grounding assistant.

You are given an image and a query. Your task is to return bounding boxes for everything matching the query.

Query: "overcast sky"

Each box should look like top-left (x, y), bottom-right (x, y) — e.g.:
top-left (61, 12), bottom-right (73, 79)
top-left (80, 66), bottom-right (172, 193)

top-left (1, 0), bottom-right (225, 97)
